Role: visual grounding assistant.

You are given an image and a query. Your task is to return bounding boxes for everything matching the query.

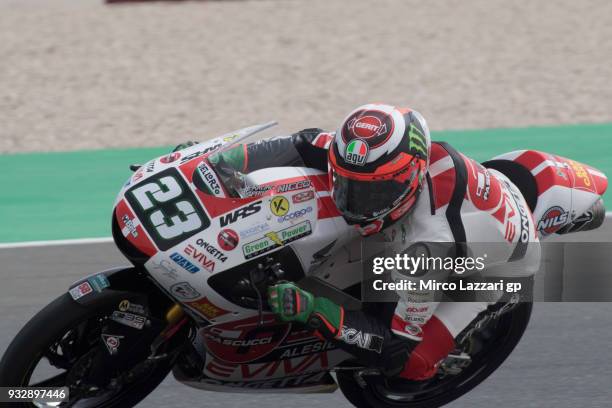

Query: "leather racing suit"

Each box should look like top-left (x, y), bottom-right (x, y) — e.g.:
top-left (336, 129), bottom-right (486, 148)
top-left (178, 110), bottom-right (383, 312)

top-left (207, 128), bottom-right (541, 380)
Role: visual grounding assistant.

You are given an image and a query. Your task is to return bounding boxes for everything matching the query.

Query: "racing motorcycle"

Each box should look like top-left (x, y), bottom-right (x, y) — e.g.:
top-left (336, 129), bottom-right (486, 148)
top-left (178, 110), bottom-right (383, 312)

top-left (0, 122), bottom-right (607, 408)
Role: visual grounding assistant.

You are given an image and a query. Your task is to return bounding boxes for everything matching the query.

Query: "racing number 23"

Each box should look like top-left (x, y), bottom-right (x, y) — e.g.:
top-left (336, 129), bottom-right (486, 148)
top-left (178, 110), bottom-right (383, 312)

top-left (126, 168), bottom-right (210, 251)
top-left (130, 176), bottom-right (201, 239)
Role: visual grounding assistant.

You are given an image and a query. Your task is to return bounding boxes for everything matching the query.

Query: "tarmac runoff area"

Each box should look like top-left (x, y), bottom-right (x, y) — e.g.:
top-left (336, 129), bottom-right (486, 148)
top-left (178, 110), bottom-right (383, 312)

top-left (2, 240), bottom-right (612, 407)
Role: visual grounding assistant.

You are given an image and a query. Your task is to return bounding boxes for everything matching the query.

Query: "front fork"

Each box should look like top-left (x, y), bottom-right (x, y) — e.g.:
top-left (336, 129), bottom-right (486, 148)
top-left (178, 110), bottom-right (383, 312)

top-left (149, 303), bottom-right (188, 358)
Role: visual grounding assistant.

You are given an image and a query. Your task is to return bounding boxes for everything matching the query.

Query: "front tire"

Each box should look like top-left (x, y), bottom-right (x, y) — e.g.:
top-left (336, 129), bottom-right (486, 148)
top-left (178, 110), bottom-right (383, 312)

top-left (337, 302), bottom-right (533, 408)
top-left (0, 292), bottom-right (178, 407)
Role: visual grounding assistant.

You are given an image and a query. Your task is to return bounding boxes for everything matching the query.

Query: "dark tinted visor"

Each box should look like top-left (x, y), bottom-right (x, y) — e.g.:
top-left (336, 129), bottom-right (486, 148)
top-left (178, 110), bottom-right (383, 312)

top-left (331, 171), bottom-right (412, 223)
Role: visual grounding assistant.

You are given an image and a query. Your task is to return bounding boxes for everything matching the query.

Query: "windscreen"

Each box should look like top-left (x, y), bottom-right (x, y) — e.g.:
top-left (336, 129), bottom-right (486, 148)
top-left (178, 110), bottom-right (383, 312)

top-left (206, 125), bottom-right (308, 198)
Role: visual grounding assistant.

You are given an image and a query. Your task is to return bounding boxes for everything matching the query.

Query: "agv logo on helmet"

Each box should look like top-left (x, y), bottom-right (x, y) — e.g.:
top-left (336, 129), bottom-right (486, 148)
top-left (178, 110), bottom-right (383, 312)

top-left (345, 139), bottom-right (369, 166)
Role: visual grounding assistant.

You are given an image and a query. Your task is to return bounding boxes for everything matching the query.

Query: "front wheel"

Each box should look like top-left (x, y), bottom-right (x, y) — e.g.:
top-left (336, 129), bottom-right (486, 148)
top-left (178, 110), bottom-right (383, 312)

top-left (0, 292), bottom-right (186, 408)
top-left (337, 302), bottom-right (533, 408)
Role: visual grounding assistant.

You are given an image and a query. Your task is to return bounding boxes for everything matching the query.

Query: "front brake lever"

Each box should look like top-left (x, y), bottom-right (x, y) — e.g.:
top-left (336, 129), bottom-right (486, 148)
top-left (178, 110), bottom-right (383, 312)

top-left (249, 258), bottom-right (285, 325)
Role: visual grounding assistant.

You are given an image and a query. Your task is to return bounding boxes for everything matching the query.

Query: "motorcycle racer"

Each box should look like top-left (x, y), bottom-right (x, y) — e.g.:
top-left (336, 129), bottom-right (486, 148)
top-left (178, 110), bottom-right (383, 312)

top-left (195, 103), bottom-right (541, 381)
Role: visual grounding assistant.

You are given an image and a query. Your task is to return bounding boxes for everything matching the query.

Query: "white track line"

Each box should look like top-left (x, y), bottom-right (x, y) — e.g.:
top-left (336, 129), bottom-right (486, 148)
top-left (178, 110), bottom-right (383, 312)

top-left (0, 237), bottom-right (113, 249)
top-left (1, 213), bottom-right (611, 249)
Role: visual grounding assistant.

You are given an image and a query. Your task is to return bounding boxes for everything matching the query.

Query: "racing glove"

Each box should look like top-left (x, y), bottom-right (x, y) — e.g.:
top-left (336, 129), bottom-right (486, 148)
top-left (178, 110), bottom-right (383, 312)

top-left (267, 282), bottom-right (343, 338)
top-left (267, 283), bottom-right (420, 377)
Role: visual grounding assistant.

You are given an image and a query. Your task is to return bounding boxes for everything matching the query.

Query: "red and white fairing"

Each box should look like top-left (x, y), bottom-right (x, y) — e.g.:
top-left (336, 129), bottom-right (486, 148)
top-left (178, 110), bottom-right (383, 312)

top-left (116, 167), bottom-right (353, 324)
top-left (490, 150), bottom-right (607, 237)
top-left (111, 121), bottom-right (607, 391)
top-left (110, 124), bottom-right (359, 392)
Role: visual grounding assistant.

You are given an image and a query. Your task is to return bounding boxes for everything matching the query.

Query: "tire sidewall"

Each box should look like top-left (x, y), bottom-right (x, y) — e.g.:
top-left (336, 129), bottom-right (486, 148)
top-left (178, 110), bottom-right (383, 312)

top-left (337, 303), bottom-right (533, 408)
top-left (0, 292), bottom-right (175, 408)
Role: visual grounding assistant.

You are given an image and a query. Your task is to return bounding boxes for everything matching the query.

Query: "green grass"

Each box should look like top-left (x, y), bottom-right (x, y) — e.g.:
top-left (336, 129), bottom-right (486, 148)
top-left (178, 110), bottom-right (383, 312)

top-left (1, 123), bottom-right (610, 242)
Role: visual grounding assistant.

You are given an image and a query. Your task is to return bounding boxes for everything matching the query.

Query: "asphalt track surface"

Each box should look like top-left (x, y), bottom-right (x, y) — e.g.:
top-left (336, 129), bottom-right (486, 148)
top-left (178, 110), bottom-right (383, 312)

top-left (1, 242), bottom-right (611, 408)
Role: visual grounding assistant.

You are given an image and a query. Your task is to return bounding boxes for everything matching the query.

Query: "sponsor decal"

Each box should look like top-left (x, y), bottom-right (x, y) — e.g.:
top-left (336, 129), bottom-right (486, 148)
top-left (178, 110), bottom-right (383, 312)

top-left (239, 223), bottom-right (270, 239)
top-left (187, 297), bottom-right (230, 320)
top-left (507, 186), bottom-right (530, 244)
top-left (111, 310), bottom-right (147, 330)
top-left (537, 206), bottom-right (569, 235)
top-left (170, 252), bottom-right (201, 273)
top-left (407, 123), bottom-right (428, 158)
top-left (132, 168), bottom-right (145, 182)
top-left (184, 244), bottom-right (216, 272)
top-left (543, 155), bottom-right (569, 180)
top-left (194, 161), bottom-right (225, 197)
top-left (219, 201), bottom-right (262, 227)
top-left (277, 206), bottom-right (313, 223)
top-left (205, 351), bottom-right (332, 380)
top-left (217, 229), bottom-right (239, 251)
top-left (265, 232), bottom-right (283, 246)
top-left (276, 180), bottom-right (311, 193)
top-left (69, 274), bottom-right (111, 300)
top-left (102, 334), bottom-right (124, 355)
top-left (292, 190), bottom-right (315, 204)
top-left (180, 143), bottom-right (222, 164)
top-left (118, 299), bottom-right (146, 315)
top-left (344, 139), bottom-right (369, 166)
top-left (125, 168), bottom-right (211, 251)
top-left (160, 152), bottom-right (181, 164)
top-left (405, 306), bottom-right (429, 314)
top-left (243, 236), bottom-right (277, 259)
top-left (69, 281), bottom-right (93, 301)
top-left (279, 341), bottom-right (336, 359)
top-left (150, 259), bottom-right (180, 280)
top-left (403, 323), bottom-right (423, 338)
top-left (338, 326), bottom-right (383, 353)
top-left (121, 214), bottom-right (139, 238)
top-left (242, 221), bottom-right (312, 259)
top-left (476, 170), bottom-right (491, 201)
top-left (241, 185), bottom-right (273, 197)
top-left (145, 160), bottom-right (156, 172)
top-left (503, 194), bottom-right (517, 242)
top-left (270, 196), bottom-right (290, 216)
top-left (467, 159), bottom-right (502, 212)
top-left (118, 299), bottom-right (130, 311)
top-left (504, 182), bottom-right (531, 262)
top-left (405, 315), bottom-right (426, 324)
top-left (568, 160), bottom-right (593, 189)
top-left (203, 317), bottom-right (291, 363)
top-left (350, 115), bottom-right (387, 139)
top-left (342, 109), bottom-right (394, 148)
top-left (195, 239), bottom-right (228, 261)
top-left (170, 282), bottom-right (201, 300)
top-left (89, 274), bottom-right (111, 292)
